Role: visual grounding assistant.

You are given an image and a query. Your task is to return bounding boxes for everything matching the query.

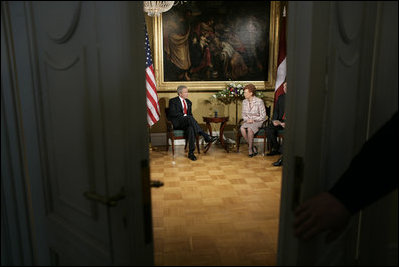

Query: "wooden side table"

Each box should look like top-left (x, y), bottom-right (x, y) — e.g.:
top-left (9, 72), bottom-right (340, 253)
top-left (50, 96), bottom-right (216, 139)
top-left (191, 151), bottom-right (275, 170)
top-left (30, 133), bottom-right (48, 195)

top-left (202, 116), bottom-right (229, 153)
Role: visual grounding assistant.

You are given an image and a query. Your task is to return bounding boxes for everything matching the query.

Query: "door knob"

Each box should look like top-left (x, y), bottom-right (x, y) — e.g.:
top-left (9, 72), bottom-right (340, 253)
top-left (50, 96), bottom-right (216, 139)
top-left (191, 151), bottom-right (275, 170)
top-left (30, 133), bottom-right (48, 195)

top-left (83, 187), bottom-right (126, 207)
top-left (150, 180), bottom-right (164, 187)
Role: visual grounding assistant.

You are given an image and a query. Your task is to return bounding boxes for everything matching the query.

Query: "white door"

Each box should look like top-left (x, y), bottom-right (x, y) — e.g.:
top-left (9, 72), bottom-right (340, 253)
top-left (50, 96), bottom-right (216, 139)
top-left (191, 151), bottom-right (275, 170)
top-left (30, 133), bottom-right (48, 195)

top-left (277, 1), bottom-right (397, 265)
top-left (5, 1), bottom-right (153, 265)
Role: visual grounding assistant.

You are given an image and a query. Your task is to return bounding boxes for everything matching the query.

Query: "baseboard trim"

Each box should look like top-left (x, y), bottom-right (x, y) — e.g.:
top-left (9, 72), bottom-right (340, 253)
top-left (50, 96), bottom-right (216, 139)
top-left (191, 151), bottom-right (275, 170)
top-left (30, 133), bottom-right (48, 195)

top-left (150, 131), bottom-right (266, 146)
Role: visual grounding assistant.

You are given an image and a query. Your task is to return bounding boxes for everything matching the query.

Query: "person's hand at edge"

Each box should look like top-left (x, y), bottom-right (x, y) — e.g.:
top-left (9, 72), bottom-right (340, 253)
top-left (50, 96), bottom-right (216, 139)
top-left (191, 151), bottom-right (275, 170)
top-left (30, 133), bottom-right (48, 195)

top-left (293, 192), bottom-right (351, 243)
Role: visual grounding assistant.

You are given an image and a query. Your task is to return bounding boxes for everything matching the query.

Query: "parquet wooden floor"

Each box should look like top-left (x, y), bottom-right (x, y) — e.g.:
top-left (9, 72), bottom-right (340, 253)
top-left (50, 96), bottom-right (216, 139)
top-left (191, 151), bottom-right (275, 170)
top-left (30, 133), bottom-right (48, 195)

top-left (150, 143), bottom-right (282, 266)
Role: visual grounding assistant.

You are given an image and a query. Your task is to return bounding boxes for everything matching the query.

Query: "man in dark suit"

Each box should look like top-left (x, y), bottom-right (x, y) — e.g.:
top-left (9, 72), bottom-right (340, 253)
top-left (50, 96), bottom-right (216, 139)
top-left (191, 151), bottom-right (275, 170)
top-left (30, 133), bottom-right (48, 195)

top-left (267, 82), bottom-right (287, 163)
top-left (167, 85), bottom-right (217, 161)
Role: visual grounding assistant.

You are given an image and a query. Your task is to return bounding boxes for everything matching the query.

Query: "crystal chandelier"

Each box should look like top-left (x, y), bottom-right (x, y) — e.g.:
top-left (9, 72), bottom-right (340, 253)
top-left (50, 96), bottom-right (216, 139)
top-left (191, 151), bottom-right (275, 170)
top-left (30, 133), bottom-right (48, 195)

top-left (143, 1), bottom-right (175, 17)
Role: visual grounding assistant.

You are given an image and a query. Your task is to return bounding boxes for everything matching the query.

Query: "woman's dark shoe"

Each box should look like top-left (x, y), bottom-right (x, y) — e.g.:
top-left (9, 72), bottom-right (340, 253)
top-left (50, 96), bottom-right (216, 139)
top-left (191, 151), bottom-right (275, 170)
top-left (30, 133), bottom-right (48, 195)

top-left (248, 153), bottom-right (254, 157)
top-left (253, 146), bottom-right (258, 156)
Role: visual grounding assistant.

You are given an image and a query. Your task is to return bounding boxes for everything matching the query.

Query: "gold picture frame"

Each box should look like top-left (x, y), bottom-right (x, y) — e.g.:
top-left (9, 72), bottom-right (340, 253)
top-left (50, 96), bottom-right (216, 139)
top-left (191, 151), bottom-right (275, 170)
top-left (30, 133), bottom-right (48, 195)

top-left (153, 1), bottom-right (281, 92)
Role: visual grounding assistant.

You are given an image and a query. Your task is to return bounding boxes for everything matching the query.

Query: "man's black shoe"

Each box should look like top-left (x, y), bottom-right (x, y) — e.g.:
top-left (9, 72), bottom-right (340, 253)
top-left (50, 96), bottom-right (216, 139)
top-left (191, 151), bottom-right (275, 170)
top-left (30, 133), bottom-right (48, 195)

top-left (188, 153), bottom-right (197, 161)
top-left (273, 157), bottom-right (283, 166)
top-left (205, 136), bottom-right (218, 143)
top-left (266, 150), bottom-right (281, 156)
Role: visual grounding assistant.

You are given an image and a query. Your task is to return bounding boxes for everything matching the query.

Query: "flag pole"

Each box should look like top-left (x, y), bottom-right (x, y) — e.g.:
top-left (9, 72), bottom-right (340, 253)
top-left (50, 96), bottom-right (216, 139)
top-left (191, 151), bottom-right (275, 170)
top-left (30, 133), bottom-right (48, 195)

top-left (148, 125), bottom-right (153, 151)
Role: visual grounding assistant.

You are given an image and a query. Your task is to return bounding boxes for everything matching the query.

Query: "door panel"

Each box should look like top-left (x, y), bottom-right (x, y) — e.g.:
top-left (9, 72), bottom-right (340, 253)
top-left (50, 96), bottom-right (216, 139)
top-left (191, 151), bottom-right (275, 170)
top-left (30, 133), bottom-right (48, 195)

top-left (278, 1), bottom-right (397, 265)
top-left (31, 2), bottom-right (112, 263)
top-left (4, 1), bottom-right (152, 265)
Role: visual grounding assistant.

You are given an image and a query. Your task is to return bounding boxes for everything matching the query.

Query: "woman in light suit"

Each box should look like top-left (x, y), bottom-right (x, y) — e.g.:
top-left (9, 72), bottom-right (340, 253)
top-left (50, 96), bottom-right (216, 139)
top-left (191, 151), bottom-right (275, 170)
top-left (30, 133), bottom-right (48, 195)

top-left (240, 84), bottom-right (266, 157)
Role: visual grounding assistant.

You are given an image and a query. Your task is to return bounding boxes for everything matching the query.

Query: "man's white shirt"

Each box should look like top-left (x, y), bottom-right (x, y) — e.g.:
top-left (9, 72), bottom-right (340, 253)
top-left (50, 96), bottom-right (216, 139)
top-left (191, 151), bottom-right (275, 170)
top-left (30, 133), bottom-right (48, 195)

top-left (179, 96), bottom-right (187, 116)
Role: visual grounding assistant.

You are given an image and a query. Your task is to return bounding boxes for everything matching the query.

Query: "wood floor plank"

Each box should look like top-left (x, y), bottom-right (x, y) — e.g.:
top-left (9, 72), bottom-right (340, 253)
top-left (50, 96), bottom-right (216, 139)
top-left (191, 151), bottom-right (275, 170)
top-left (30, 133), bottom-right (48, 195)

top-left (150, 144), bottom-right (282, 266)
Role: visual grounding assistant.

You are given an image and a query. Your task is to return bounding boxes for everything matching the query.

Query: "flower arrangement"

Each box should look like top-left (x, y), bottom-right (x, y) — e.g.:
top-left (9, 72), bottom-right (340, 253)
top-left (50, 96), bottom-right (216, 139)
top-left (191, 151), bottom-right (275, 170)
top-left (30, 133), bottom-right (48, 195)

top-left (212, 82), bottom-right (264, 104)
top-left (212, 82), bottom-right (245, 105)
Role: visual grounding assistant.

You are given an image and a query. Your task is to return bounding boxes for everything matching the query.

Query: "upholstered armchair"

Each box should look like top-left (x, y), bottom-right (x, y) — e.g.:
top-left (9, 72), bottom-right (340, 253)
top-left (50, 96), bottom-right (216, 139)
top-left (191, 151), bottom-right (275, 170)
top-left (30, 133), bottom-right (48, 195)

top-left (165, 108), bottom-right (200, 156)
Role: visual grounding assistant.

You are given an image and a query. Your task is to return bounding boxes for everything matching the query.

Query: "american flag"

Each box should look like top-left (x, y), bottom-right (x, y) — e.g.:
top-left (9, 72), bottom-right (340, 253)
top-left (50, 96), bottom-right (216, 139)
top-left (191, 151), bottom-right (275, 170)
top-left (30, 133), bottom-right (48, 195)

top-left (145, 27), bottom-right (160, 126)
top-left (274, 7), bottom-right (287, 106)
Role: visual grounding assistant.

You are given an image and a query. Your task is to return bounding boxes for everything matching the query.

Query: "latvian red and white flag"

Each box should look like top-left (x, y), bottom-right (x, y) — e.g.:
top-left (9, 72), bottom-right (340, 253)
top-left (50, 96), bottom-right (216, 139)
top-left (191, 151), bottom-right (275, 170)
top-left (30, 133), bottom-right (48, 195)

top-left (145, 27), bottom-right (160, 126)
top-left (274, 7), bottom-right (287, 106)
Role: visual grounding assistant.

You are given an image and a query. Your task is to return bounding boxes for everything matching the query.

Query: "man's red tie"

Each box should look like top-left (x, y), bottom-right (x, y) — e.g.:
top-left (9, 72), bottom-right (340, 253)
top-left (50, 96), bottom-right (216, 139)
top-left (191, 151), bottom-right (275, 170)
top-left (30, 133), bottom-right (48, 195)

top-left (183, 99), bottom-right (187, 115)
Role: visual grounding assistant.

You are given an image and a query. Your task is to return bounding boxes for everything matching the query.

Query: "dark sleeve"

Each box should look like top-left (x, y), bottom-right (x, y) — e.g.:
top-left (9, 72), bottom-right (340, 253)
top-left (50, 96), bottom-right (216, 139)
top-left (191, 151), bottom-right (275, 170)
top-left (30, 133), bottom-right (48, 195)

top-left (272, 95), bottom-right (285, 121)
top-left (272, 98), bottom-right (280, 121)
top-left (187, 99), bottom-right (193, 116)
top-left (168, 98), bottom-right (183, 120)
top-left (329, 112), bottom-right (399, 214)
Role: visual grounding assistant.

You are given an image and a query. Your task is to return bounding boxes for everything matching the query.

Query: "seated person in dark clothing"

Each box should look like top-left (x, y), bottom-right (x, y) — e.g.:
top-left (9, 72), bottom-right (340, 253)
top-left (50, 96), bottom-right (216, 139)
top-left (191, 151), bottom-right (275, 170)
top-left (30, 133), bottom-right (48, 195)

top-left (294, 111), bottom-right (398, 242)
top-left (167, 85), bottom-right (217, 161)
top-left (267, 81), bottom-right (287, 156)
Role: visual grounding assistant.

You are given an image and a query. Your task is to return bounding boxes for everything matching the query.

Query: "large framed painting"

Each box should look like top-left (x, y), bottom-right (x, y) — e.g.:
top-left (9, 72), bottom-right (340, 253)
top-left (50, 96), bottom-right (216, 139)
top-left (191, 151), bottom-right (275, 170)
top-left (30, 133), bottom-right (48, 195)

top-left (152, 1), bottom-right (281, 92)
